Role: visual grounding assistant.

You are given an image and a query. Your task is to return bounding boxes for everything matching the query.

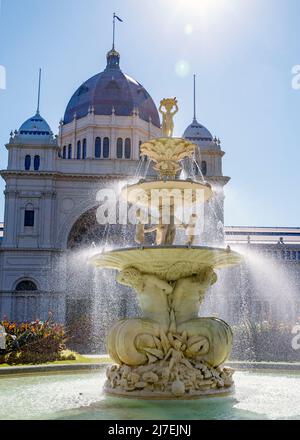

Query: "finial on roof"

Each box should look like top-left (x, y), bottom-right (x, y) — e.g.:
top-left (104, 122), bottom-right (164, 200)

top-left (193, 74), bottom-right (197, 122)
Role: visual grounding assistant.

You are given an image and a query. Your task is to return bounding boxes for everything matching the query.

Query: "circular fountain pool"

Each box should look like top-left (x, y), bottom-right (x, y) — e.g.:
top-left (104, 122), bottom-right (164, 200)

top-left (0, 370), bottom-right (300, 420)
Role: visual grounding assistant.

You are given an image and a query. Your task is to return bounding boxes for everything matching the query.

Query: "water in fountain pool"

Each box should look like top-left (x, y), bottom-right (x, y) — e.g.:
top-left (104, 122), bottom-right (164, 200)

top-left (0, 370), bottom-right (299, 420)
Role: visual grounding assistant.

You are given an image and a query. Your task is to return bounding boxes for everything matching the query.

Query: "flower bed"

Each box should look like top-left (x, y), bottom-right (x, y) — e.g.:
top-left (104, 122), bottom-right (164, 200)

top-left (0, 318), bottom-right (74, 365)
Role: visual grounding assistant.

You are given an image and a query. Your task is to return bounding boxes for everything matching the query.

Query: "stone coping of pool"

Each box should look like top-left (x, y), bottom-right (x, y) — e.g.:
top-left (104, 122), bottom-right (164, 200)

top-left (0, 363), bottom-right (111, 376)
top-left (226, 361), bottom-right (300, 371)
top-left (0, 360), bottom-right (300, 376)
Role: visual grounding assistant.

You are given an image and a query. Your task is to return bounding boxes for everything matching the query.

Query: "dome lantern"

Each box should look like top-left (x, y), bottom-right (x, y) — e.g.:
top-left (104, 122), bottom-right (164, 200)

top-left (106, 48), bottom-right (121, 70)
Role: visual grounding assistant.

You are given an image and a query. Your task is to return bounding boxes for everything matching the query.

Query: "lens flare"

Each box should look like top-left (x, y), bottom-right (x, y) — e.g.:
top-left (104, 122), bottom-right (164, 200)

top-left (175, 60), bottom-right (191, 77)
top-left (184, 23), bottom-right (194, 35)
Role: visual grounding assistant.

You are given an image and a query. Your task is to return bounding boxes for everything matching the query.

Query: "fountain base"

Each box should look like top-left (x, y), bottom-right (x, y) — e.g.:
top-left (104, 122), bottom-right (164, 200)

top-left (92, 246), bottom-right (241, 401)
top-left (105, 361), bottom-right (234, 400)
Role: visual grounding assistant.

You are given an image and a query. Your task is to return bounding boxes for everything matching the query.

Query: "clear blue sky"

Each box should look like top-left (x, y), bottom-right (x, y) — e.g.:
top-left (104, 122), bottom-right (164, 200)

top-left (0, 0), bottom-right (299, 226)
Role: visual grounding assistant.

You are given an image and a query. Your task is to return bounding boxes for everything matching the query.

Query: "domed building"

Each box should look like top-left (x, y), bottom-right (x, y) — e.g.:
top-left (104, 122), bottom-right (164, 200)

top-left (0, 46), bottom-right (160, 332)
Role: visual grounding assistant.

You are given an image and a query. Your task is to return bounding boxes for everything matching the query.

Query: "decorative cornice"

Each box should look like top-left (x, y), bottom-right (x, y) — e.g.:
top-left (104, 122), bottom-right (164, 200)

top-left (4, 189), bottom-right (20, 197)
top-left (206, 176), bottom-right (231, 186)
top-left (0, 169), bottom-right (139, 181)
top-left (5, 142), bottom-right (59, 151)
top-left (200, 149), bottom-right (226, 157)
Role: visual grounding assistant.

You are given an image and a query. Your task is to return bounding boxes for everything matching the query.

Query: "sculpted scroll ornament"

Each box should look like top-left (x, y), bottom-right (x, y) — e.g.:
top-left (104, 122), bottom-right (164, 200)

top-left (140, 137), bottom-right (196, 178)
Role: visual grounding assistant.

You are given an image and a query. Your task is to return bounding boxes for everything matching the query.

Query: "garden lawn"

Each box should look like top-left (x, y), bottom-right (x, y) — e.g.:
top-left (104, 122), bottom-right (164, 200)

top-left (0, 354), bottom-right (111, 368)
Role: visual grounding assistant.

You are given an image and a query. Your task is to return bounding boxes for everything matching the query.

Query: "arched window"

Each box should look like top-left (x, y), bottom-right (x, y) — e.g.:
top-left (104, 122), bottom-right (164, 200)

top-left (63, 146), bottom-right (67, 159)
top-left (103, 137), bottom-right (110, 158)
top-left (201, 161), bottom-right (207, 176)
top-left (82, 139), bottom-right (87, 159)
top-left (95, 137), bottom-right (101, 158)
top-left (25, 155), bottom-right (31, 170)
top-left (116, 138), bottom-right (123, 159)
top-left (15, 280), bottom-right (38, 291)
top-left (77, 141), bottom-right (81, 159)
top-left (125, 138), bottom-right (131, 159)
top-left (34, 155), bottom-right (40, 171)
top-left (68, 144), bottom-right (72, 159)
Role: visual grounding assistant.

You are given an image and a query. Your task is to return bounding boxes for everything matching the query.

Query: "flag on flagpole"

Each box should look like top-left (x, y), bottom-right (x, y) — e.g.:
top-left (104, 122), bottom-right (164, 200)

top-left (114, 13), bottom-right (123, 22)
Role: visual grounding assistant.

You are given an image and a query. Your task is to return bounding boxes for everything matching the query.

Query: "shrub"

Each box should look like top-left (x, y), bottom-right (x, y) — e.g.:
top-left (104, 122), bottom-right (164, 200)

top-left (0, 318), bottom-right (68, 365)
top-left (231, 319), bottom-right (300, 362)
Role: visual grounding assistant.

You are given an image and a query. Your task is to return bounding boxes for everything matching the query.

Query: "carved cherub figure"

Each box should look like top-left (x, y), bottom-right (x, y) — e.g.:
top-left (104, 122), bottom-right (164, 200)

top-left (134, 210), bottom-right (146, 245)
top-left (117, 267), bottom-right (173, 331)
top-left (171, 268), bottom-right (217, 325)
top-left (159, 98), bottom-right (179, 138)
top-left (176, 213), bottom-right (198, 246)
top-left (164, 333), bottom-right (194, 371)
top-left (183, 213), bottom-right (198, 246)
top-left (145, 223), bottom-right (176, 246)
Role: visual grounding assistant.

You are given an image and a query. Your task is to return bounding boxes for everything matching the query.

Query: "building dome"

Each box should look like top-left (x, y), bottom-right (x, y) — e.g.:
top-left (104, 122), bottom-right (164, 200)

top-left (19, 112), bottom-right (52, 136)
top-left (183, 118), bottom-right (220, 150)
top-left (63, 49), bottom-right (160, 127)
top-left (14, 111), bottom-right (55, 145)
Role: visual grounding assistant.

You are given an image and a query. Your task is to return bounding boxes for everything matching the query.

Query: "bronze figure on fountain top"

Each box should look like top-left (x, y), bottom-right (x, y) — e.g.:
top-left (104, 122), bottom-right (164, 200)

top-left (159, 98), bottom-right (179, 138)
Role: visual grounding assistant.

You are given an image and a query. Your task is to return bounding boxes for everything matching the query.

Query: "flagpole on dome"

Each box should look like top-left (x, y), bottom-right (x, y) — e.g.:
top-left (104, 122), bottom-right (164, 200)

top-left (37, 68), bottom-right (42, 115)
top-left (193, 74), bottom-right (197, 122)
top-left (112, 13), bottom-right (123, 50)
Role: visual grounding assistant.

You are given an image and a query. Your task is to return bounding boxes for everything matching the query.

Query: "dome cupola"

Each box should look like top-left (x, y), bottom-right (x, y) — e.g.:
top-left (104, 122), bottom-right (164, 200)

top-left (63, 49), bottom-right (160, 127)
top-left (10, 69), bottom-right (56, 146)
top-left (183, 75), bottom-right (220, 151)
top-left (11, 111), bottom-right (55, 145)
top-left (184, 118), bottom-right (213, 144)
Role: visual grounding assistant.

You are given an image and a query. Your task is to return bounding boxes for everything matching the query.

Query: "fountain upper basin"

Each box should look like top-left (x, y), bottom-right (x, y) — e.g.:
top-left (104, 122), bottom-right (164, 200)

top-left (121, 180), bottom-right (213, 208)
top-left (91, 246), bottom-right (243, 281)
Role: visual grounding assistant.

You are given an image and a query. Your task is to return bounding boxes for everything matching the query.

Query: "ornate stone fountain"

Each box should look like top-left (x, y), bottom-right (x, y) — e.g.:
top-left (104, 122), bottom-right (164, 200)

top-left (91, 98), bottom-right (242, 399)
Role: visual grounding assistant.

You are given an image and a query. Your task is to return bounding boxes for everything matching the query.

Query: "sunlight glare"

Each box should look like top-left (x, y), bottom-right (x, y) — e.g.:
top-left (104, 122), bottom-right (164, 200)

top-left (175, 0), bottom-right (229, 14)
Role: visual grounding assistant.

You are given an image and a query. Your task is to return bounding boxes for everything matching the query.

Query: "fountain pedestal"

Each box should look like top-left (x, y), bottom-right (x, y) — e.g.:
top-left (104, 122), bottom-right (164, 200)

top-left (92, 246), bottom-right (241, 399)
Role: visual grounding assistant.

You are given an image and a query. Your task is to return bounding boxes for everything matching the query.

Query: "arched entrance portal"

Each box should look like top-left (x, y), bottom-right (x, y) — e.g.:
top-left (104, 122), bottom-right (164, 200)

top-left (65, 208), bottom-right (137, 353)
top-left (67, 207), bottom-right (136, 250)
